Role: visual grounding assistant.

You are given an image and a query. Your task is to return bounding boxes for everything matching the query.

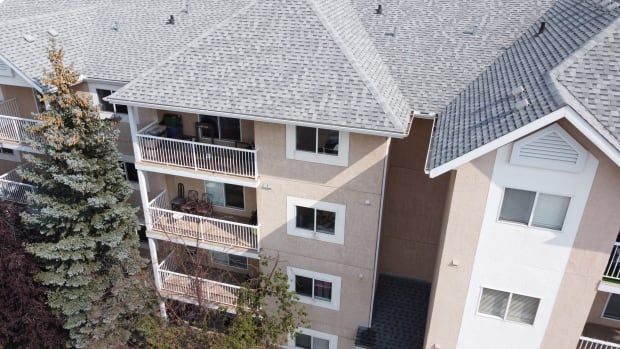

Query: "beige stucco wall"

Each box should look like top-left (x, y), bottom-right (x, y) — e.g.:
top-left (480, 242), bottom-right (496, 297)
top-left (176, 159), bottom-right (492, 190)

top-left (253, 121), bottom-right (388, 346)
top-left (0, 84), bottom-right (38, 118)
top-left (424, 151), bottom-right (496, 349)
top-left (539, 120), bottom-right (620, 349)
top-left (379, 118), bottom-right (451, 282)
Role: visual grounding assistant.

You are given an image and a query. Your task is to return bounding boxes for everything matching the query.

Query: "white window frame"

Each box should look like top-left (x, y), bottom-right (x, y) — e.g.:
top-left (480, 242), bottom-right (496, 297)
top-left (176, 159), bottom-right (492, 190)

top-left (204, 181), bottom-right (246, 211)
top-left (285, 125), bottom-right (349, 167)
top-left (497, 187), bottom-right (571, 232)
top-left (601, 293), bottom-right (620, 322)
top-left (87, 82), bottom-right (128, 122)
top-left (211, 251), bottom-right (249, 270)
top-left (476, 287), bottom-right (540, 325)
top-left (0, 148), bottom-right (20, 162)
top-left (286, 196), bottom-right (345, 245)
top-left (287, 267), bottom-right (341, 311)
top-left (287, 327), bottom-right (338, 349)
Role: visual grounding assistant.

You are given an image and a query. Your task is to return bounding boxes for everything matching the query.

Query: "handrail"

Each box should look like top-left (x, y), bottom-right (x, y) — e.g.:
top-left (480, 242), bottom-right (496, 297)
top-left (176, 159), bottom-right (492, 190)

top-left (0, 98), bottom-right (21, 117)
top-left (0, 169), bottom-right (36, 204)
top-left (578, 336), bottom-right (620, 348)
top-left (138, 133), bottom-right (257, 153)
top-left (0, 114), bottom-right (41, 145)
top-left (604, 243), bottom-right (620, 280)
top-left (137, 120), bottom-right (160, 134)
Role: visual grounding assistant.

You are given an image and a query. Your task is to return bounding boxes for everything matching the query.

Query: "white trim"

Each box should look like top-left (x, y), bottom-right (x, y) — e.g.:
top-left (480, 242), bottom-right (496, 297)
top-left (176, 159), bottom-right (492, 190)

top-left (287, 327), bottom-right (338, 349)
top-left (0, 148), bottom-right (20, 162)
top-left (428, 106), bottom-right (620, 178)
top-left (285, 125), bottom-right (349, 167)
top-left (287, 266), bottom-right (341, 311)
top-left (286, 196), bottom-right (346, 245)
top-left (104, 98), bottom-right (409, 138)
top-left (510, 124), bottom-right (587, 172)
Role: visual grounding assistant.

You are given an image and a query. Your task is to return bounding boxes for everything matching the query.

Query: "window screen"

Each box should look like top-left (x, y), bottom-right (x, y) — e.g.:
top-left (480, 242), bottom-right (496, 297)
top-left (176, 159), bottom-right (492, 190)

top-left (296, 206), bottom-right (315, 230)
top-left (316, 210), bottom-right (336, 234)
top-left (531, 194), bottom-right (570, 230)
top-left (312, 337), bottom-right (330, 349)
top-left (228, 254), bottom-right (248, 269)
top-left (604, 294), bottom-right (620, 320)
top-left (318, 129), bottom-right (339, 155)
top-left (224, 184), bottom-right (244, 209)
top-left (478, 288), bottom-right (509, 318)
top-left (499, 188), bottom-right (536, 224)
top-left (506, 294), bottom-right (539, 325)
top-left (295, 275), bottom-right (313, 298)
top-left (295, 333), bottom-right (312, 349)
top-left (313, 280), bottom-right (332, 301)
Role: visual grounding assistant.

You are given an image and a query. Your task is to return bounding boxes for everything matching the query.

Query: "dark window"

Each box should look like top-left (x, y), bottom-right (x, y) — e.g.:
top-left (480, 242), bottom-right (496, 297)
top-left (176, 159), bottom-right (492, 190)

top-left (294, 333), bottom-right (312, 349)
top-left (198, 115), bottom-right (241, 141)
top-left (313, 280), bottom-right (332, 301)
top-left (96, 89), bottom-right (128, 114)
top-left (228, 254), bottom-right (248, 269)
top-left (124, 162), bottom-right (138, 182)
top-left (296, 126), bottom-right (316, 152)
top-left (316, 210), bottom-right (335, 235)
top-left (499, 188), bottom-right (536, 224)
top-left (604, 294), bottom-right (620, 320)
top-left (318, 128), bottom-right (339, 155)
top-left (295, 275), bottom-right (313, 298)
top-left (224, 184), bottom-right (244, 209)
top-left (0, 148), bottom-right (14, 154)
top-left (296, 206), bottom-right (315, 231)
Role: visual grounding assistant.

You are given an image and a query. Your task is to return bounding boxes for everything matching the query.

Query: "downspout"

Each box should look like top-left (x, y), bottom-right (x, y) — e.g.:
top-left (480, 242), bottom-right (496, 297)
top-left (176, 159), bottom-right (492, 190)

top-left (369, 136), bottom-right (391, 326)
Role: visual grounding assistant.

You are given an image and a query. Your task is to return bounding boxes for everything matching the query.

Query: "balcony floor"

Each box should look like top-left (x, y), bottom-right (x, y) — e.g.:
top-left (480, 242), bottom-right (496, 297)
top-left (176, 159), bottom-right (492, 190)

top-left (356, 275), bottom-right (431, 349)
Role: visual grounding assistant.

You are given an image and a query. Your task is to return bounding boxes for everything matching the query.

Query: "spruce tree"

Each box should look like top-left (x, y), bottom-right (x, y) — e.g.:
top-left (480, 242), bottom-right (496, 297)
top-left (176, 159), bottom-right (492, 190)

top-left (20, 45), bottom-right (152, 348)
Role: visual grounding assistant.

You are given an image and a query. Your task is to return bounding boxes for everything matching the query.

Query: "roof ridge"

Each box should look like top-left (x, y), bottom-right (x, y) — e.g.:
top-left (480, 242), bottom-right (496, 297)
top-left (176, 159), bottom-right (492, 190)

top-left (0, 4), bottom-right (98, 26)
top-left (306, 0), bottom-right (410, 132)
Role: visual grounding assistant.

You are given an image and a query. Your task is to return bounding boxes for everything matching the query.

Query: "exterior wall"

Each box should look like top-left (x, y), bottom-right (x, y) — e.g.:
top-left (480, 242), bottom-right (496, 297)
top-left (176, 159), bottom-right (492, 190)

top-left (539, 121), bottom-right (620, 348)
top-left (117, 121), bottom-right (134, 157)
top-left (254, 121), bottom-right (388, 347)
top-left (379, 118), bottom-right (450, 282)
top-left (0, 84), bottom-right (38, 118)
top-left (424, 151), bottom-right (496, 349)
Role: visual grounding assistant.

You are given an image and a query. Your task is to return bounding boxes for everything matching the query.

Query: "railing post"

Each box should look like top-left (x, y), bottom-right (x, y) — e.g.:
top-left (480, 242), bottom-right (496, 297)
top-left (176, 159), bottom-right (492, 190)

top-left (192, 142), bottom-right (198, 170)
top-left (11, 119), bottom-right (20, 143)
top-left (253, 149), bottom-right (258, 179)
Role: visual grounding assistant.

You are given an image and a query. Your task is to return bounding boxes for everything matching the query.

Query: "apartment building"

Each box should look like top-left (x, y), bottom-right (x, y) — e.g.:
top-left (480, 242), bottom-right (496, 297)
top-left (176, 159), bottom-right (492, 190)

top-left (0, 0), bottom-right (619, 348)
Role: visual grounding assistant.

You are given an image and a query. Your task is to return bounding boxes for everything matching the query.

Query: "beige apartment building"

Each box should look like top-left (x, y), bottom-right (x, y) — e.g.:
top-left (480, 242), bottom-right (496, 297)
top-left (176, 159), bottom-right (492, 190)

top-left (1, 0), bottom-right (619, 348)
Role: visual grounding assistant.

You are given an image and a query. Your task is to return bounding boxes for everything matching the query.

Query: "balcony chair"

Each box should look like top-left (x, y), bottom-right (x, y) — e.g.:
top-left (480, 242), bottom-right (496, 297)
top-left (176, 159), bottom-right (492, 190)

top-left (171, 183), bottom-right (186, 210)
top-left (195, 192), bottom-right (214, 216)
top-left (180, 190), bottom-right (199, 213)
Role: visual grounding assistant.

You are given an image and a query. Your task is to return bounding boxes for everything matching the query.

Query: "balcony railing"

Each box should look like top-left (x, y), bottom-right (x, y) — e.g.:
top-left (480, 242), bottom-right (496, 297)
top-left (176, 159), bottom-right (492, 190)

top-left (148, 191), bottom-right (260, 251)
top-left (0, 114), bottom-right (41, 145)
top-left (137, 125), bottom-right (257, 179)
top-left (0, 170), bottom-right (35, 204)
top-left (158, 254), bottom-right (242, 307)
top-left (604, 242), bottom-right (620, 281)
top-left (0, 98), bottom-right (21, 117)
top-left (578, 336), bottom-right (620, 349)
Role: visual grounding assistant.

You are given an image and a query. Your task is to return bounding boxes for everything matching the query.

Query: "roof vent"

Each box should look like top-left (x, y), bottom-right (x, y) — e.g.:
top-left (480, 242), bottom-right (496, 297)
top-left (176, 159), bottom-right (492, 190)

top-left (511, 85), bottom-right (525, 97)
top-left (112, 21), bottom-right (119, 31)
top-left (166, 15), bottom-right (175, 25)
top-left (375, 4), bottom-right (382, 14)
top-left (515, 98), bottom-right (530, 110)
top-left (182, 0), bottom-right (190, 14)
top-left (534, 22), bottom-right (546, 37)
top-left (23, 34), bottom-right (35, 43)
top-left (47, 29), bottom-right (58, 37)
top-left (385, 26), bottom-right (396, 37)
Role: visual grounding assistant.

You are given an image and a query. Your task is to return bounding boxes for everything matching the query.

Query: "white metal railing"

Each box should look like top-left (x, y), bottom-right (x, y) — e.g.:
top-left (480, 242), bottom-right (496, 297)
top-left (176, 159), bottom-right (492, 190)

top-left (0, 114), bottom-right (41, 145)
top-left (0, 170), bottom-right (35, 204)
top-left (604, 242), bottom-right (620, 280)
top-left (158, 254), bottom-right (241, 307)
top-left (148, 191), bottom-right (260, 251)
top-left (0, 98), bottom-right (21, 117)
top-left (137, 132), bottom-right (257, 179)
top-left (577, 336), bottom-right (620, 349)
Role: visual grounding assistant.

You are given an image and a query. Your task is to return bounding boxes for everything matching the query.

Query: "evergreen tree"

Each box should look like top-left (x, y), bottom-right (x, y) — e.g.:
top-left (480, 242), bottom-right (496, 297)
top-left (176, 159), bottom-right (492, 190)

top-left (20, 44), bottom-right (152, 348)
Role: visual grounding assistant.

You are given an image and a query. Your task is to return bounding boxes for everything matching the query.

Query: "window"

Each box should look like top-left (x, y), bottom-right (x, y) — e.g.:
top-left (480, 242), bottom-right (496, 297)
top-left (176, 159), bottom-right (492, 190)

top-left (286, 125), bottom-right (349, 166)
top-left (205, 182), bottom-right (245, 209)
top-left (477, 288), bottom-right (540, 325)
top-left (499, 188), bottom-right (570, 230)
top-left (287, 197), bottom-right (345, 245)
top-left (212, 252), bottom-right (248, 270)
top-left (287, 267), bottom-right (341, 310)
top-left (0, 148), bottom-right (20, 161)
top-left (96, 89), bottom-right (128, 114)
top-left (119, 161), bottom-right (138, 183)
top-left (603, 294), bottom-right (620, 321)
top-left (290, 328), bottom-right (337, 349)
top-left (198, 115), bottom-right (241, 141)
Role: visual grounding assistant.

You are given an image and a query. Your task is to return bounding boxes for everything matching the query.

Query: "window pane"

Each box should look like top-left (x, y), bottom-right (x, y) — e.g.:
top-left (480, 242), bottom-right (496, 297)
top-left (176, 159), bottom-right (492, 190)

top-left (507, 294), bottom-right (539, 324)
top-left (228, 255), bottom-right (248, 269)
top-left (219, 117), bottom-right (241, 141)
top-left (212, 251), bottom-right (228, 265)
top-left (198, 115), bottom-right (220, 139)
top-left (96, 89), bottom-right (115, 112)
top-left (224, 184), bottom-right (244, 209)
top-left (478, 288), bottom-right (509, 318)
top-left (318, 128), bottom-right (339, 155)
top-left (294, 333), bottom-right (312, 349)
top-left (316, 209), bottom-right (335, 235)
top-left (124, 162), bottom-right (138, 182)
top-left (531, 194), bottom-right (570, 230)
top-left (115, 104), bottom-right (128, 114)
top-left (295, 275), bottom-right (313, 298)
top-left (604, 295), bottom-right (620, 320)
top-left (313, 337), bottom-right (330, 349)
top-left (499, 188), bottom-right (536, 224)
top-left (314, 280), bottom-right (332, 301)
top-left (206, 182), bottom-right (225, 207)
top-left (296, 126), bottom-right (316, 152)
top-left (296, 206), bottom-right (315, 231)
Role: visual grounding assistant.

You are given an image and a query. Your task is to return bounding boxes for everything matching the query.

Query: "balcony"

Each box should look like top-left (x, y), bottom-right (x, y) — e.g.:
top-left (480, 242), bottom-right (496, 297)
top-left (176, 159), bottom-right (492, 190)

top-left (136, 120), bottom-right (257, 182)
top-left (157, 251), bottom-right (254, 309)
top-left (0, 113), bottom-right (41, 147)
top-left (0, 98), bottom-right (21, 117)
top-left (600, 241), bottom-right (620, 293)
top-left (578, 336), bottom-right (620, 349)
top-left (147, 191), bottom-right (260, 254)
top-left (0, 170), bottom-right (35, 204)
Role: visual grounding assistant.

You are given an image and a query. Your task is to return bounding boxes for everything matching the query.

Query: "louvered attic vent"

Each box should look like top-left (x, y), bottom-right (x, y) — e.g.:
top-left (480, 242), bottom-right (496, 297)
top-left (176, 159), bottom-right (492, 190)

top-left (0, 61), bottom-right (12, 77)
top-left (510, 124), bottom-right (588, 172)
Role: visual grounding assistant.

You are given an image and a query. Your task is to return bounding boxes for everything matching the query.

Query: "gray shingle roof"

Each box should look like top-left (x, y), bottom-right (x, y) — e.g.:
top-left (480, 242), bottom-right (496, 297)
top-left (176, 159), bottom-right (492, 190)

top-left (428, 0), bottom-right (620, 170)
top-left (109, 0), bottom-right (411, 134)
